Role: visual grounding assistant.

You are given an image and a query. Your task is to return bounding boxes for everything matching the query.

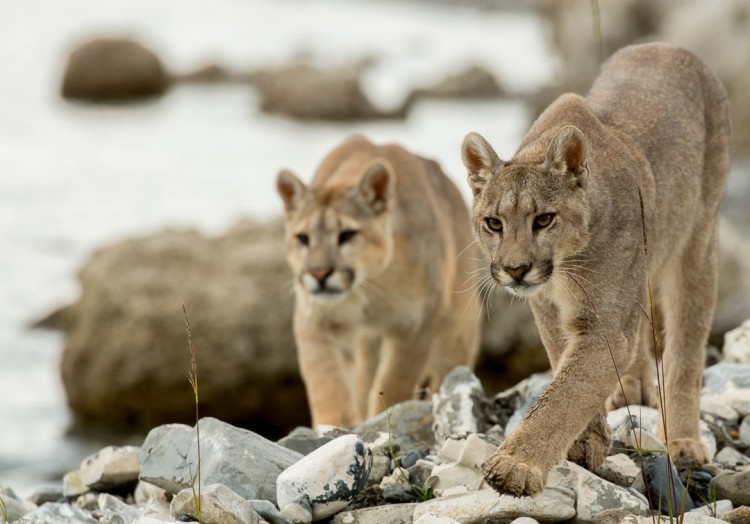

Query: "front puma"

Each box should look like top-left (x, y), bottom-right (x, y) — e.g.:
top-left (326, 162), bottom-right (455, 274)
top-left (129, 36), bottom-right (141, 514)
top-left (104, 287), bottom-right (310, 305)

top-left (462, 43), bottom-right (730, 496)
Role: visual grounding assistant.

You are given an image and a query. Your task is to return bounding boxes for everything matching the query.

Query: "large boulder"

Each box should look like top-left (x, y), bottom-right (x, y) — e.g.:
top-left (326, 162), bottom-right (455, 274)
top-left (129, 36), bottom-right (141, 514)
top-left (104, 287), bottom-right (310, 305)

top-left (61, 38), bottom-right (170, 101)
top-left (59, 219), bottom-right (305, 436)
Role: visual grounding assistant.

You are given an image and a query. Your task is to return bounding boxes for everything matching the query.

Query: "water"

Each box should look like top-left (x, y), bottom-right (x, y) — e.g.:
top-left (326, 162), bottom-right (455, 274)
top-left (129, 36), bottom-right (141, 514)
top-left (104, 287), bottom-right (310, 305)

top-left (0, 0), bottom-right (553, 495)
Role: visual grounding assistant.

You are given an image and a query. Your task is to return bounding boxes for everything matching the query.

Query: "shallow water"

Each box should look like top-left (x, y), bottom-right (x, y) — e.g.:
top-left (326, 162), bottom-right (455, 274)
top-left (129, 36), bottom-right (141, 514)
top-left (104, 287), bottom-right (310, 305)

top-left (0, 0), bottom-right (553, 495)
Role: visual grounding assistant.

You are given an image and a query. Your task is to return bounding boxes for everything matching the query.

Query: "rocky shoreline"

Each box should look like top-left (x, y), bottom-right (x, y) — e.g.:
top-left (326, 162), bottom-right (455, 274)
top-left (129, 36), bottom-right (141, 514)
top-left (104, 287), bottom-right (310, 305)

top-left (4, 321), bottom-right (750, 524)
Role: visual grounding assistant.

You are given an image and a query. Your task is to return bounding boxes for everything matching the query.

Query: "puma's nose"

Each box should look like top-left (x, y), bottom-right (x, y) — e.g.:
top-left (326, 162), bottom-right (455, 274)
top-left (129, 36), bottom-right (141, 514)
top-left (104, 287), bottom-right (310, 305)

top-left (504, 264), bottom-right (531, 282)
top-left (308, 266), bottom-right (334, 285)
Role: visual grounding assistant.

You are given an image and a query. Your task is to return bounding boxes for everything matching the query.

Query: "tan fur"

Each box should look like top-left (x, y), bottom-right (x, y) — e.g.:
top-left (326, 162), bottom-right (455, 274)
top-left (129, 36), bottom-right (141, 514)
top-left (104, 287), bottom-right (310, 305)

top-left (277, 135), bottom-right (480, 427)
top-left (461, 43), bottom-right (730, 496)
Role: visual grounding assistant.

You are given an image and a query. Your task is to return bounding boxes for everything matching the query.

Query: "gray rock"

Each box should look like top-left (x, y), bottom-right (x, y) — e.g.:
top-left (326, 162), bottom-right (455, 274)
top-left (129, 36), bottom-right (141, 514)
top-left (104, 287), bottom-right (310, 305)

top-left (724, 319), bottom-right (750, 364)
top-left (0, 486), bottom-right (38, 521)
top-left (278, 427), bottom-right (333, 456)
top-left (714, 447), bottom-right (750, 469)
top-left (170, 484), bottom-right (261, 524)
top-left (408, 459), bottom-right (436, 492)
top-left (381, 467), bottom-right (415, 502)
top-left (276, 434), bottom-right (372, 521)
top-left (509, 519), bottom-right (541, 524)
top-left (504, 372), bottom-right (552, 437)
top-left (247, 500), bottom-right (292, 524)
top-left (412, 487), bottom-right (576, 523)
top-left (332, 503), bottom-right (418, 524)
top-left (431, 367), bottom-right (488, 448)
top-left (400, 450), bottom-right (422, 469)
top-left (642, 454), bottom-right (695, 513)
top-left (16, 502), bottom-right (98, 523)
top-left (710, 470), bottom-right (750, 506)
top-left (596, 453), bottom-right (646, 493)
top-left (95, 493), bottom-right (142, 524)
top-left (355, 400), bottom-right (434, 454)
top-left (27, 487), bottom-right (63, 506)
top-left (139, 417), bottom-right (303, 503)
top-left (702, 364), bottom-right (750, 417)
top-left (549, 461), bottom-right (650, 523)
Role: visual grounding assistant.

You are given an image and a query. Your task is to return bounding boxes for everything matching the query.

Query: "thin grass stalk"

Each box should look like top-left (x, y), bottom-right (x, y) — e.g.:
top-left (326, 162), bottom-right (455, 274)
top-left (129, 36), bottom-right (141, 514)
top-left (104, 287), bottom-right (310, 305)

top-left (183, 304), bottom-right (202, 524)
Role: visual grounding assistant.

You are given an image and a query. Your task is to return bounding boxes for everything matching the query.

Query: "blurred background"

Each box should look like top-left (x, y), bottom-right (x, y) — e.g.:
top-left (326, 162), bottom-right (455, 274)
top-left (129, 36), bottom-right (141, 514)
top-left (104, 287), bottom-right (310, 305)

top-left (1, 0), bottom-right (749, 497)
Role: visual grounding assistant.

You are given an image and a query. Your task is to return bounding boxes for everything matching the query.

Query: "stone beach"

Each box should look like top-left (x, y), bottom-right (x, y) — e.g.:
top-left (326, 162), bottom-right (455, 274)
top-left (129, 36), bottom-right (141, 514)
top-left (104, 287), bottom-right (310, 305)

top-left (4, 321), bottom-right (750, 523)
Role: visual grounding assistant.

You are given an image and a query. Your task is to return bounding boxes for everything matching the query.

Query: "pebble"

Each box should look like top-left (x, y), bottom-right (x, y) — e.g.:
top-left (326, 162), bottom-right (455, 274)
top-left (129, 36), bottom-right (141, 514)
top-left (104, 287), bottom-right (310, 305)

top-left (723, 319), bottom-right (750, 364)
top-left (710, 469), bottom-right (750, 506)
top-left (332, 503), bottom-right (417, 524)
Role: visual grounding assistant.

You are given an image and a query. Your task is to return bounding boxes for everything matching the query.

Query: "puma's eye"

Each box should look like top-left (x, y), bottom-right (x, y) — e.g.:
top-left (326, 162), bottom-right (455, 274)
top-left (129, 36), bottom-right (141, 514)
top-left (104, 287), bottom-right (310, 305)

top-left (338, 229), bottom-right (358, 245)
top-left (533, 213), bottom-right (555, 230)
top-left (484, 216), bottom-right (503, 233)
top-left (295, 233), bottom-right (309, 246)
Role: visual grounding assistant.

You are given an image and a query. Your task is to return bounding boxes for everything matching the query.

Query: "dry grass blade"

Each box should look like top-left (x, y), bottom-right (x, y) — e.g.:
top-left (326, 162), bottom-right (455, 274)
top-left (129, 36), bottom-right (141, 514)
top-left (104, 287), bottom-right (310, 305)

top-left (183, 303), bottom-right (202, 524)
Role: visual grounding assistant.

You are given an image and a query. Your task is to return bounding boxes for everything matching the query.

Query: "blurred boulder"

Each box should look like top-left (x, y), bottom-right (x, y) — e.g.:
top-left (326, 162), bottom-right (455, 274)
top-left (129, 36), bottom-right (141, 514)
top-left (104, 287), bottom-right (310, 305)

top-left (59, 219), bottom-right (305, 436)
top-left (54, 214), bottom-right (750, 436)
top-left (61, 38), bottom-right (169, 101)
top-left (411, 65), bottom-right (505, 100)
top-left (534, 0), bottom-right (750, 154)
top-left (250, 64), bottom-right (399, 121)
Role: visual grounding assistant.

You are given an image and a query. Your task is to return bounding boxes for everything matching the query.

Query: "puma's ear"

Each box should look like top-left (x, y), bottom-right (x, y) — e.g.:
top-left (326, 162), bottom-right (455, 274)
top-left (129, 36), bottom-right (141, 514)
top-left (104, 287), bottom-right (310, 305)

top-left (276, 169), bottom-right (308, 212)
top-left (358, 160), bottom-right (393, 214)
top-left (545, 125), bottom-right (588, 189)
top-left (461, 132), bottom-right (503, 196)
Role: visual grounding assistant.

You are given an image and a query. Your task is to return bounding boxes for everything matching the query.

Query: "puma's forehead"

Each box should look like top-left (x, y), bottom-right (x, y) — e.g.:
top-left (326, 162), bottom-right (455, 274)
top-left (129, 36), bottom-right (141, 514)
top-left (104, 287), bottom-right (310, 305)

top-left (479, 165), bottom-right (566, 215)
top-left (292, 204), bottom-right (360, 234)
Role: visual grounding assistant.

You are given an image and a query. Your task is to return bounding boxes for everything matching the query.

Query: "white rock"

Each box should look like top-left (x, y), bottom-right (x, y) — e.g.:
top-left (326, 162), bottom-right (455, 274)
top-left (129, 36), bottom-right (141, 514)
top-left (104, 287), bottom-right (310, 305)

top-left (80, 446), bottom-right (140, 489)
top-left (432, 367), bottom-right (486, 448)
top-left (701, 395), bottom-right (740, 423)
top-left (134, 481), bottom-right (169, 507)
top-left (413, 513), bottom-right (461, 524)
top-left (689, 499), bottom-right (733, 518)
top-left (170, 484), bottom-right (261, 524)
top-left (430, 434), bottom-right (497, 494)
top-left (276, 434), bottom-right (372, 521)
top-left (412, 487), bottom-right (576, 523)
top-left (740, 414), bottom-right (750, 447)
top-left (724, 319), bottom-right (750, 364)
top-left (137, 495), bottom-right (174, 522)
top-left (621, 514), bottom-right (727, 523)
top-left (714, 447), bottom-right (750, 468)
top-left (509, 518), bottom-right (541, 524)
top-left (0, 486), bottom-right (38, 521)
top-left (381, 467), bottom-right (414, 502)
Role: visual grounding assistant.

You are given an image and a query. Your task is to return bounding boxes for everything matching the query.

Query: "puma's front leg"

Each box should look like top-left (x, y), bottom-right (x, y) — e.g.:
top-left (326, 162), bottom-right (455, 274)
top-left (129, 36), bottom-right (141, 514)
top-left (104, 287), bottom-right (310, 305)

top-left (366, 333), bottom-right (432, 418)
top-left (483, 329), bottom-right (628, 497)
top-left (294, 310), bottom-right (357, 427)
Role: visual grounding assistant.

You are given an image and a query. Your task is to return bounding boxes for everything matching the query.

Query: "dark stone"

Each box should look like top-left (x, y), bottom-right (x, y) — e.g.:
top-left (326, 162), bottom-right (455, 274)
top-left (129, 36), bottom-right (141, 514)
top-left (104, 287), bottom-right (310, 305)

top-left (399, 450), bottom-right (422, 469)
top-left (642, 454), bottom-right (695, 515)
top-left (278, 426), bottom-right (333, 456)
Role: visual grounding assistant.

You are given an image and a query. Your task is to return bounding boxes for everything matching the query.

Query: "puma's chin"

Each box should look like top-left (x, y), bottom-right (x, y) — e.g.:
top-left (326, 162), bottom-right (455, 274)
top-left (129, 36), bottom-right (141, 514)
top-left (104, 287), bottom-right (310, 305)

top-left (309, 288), bottom-right (349, 305)
top-left (504, 281), bottom-right (544, 298)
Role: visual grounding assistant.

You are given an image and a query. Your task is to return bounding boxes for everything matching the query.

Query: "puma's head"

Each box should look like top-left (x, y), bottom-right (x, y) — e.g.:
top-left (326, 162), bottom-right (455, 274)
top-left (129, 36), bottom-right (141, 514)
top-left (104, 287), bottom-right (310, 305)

top-left (461, 126), bottom-right (591, 298)
top-left (276, 160), bottom-right (394, 304)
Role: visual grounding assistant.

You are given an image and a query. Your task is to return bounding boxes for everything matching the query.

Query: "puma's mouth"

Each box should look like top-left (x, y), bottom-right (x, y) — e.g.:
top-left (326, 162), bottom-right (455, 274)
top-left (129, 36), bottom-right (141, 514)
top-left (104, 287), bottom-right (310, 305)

top-left (505, 280), bottom-right (544, 298)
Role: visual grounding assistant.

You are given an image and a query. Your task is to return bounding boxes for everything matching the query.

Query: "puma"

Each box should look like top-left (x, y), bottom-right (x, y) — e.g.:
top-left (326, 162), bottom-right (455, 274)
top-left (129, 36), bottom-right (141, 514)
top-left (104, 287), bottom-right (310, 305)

top-left (277, 135), bottom-right (480, 427)
top-left (461, 43), bottom-right (730, 496)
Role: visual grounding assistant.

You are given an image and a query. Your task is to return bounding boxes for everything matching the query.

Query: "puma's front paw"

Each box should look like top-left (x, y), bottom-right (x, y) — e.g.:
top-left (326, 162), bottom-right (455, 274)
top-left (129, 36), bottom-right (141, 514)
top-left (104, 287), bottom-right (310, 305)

top-left (482, 451), bottom-right (545, 497)
top-left (669, 438), bottom-right (710, 468)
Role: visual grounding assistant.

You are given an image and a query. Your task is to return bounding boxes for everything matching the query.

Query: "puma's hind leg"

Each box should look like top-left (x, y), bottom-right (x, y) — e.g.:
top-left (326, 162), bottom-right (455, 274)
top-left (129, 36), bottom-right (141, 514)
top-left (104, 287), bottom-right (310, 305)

top-left (655, 228), bottom-right (718, 467)
top-left (606, 316), bottom-right (658, 410)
